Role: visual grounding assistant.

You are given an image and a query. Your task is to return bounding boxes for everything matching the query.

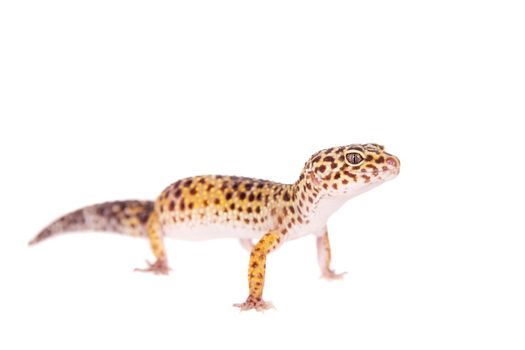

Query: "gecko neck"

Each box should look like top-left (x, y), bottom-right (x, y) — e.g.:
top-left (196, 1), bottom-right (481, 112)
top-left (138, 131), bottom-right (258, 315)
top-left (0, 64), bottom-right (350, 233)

top-left (288, 175), bottom-right (344, 232)
top-left (289, 173), bottom-right (381, 233)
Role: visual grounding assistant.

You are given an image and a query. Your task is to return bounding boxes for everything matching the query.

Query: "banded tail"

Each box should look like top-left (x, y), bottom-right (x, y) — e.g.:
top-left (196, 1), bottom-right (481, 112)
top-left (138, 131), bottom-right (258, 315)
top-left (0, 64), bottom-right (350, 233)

top-left (28, 200), bottom-right (154, 245)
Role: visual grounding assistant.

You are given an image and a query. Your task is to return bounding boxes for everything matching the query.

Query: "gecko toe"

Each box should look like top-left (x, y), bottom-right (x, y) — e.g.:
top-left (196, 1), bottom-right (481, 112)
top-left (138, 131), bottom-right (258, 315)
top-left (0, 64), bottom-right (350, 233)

top-left (234, 296), bottom-right (275, 312)
top-left (321, 270), bottom-right (347, 281)
top-left (134, 259), bottom-right (171, 275)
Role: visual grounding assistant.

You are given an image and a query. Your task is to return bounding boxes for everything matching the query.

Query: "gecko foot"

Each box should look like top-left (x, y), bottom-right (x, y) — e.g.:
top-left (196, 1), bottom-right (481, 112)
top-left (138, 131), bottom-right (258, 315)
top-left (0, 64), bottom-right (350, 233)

top-left (233, 296), bottom-right (274, 312)
top-left (321, 270), bottom-right (347, 281)
top-left (134, 259), bottom-right (171, 275)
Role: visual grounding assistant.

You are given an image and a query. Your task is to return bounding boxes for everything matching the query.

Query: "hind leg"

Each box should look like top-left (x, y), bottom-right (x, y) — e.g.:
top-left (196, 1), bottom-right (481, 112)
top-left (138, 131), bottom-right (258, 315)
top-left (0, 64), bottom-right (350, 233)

top-left (135, 211), bottom-right (170, 275)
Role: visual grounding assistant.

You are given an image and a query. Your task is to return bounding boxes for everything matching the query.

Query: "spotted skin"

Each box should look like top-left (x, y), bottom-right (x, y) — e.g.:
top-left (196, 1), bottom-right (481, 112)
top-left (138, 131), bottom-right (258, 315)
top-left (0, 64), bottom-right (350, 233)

top-left (233, 230), bottom-right (282, 311)
top-left (28, 201), bottom-right (154, 245)
top-left (134, 211), bottom-right (170, 274)
top-left (30, 143), bottom-right (400, 312)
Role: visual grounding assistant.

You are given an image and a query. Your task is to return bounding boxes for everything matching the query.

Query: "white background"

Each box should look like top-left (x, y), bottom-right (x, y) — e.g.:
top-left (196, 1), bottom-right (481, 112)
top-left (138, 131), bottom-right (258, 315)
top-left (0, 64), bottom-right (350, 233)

top-left (1, 1), bottom-right (524, 349)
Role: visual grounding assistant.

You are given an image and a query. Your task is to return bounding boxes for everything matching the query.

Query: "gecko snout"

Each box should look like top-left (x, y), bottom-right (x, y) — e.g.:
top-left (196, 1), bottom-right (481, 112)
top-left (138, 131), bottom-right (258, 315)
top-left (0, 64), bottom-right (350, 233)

top-left (385, 155), bottom-right (400, 175)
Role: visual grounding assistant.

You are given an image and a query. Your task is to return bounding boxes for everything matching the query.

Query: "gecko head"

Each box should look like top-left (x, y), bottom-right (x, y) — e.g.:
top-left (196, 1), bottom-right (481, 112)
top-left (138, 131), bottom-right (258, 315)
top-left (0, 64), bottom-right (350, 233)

top-left (302, 143), bottom-right (400, 198)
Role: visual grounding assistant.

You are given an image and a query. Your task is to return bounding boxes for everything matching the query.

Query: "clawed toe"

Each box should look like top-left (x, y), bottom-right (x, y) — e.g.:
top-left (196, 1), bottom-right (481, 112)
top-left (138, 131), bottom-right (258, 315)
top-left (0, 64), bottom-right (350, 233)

top-left (134, 259), bottom-right (171, 275)
top-left (234, 296), bottom-right (274, 312)
top-left (321, 270), bottom-right (347, 281)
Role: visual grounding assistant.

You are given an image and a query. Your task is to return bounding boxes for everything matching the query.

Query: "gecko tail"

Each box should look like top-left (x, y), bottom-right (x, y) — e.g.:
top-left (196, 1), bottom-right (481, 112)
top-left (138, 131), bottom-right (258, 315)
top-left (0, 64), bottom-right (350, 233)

top-left (28, 200), bottom-right (155, 246)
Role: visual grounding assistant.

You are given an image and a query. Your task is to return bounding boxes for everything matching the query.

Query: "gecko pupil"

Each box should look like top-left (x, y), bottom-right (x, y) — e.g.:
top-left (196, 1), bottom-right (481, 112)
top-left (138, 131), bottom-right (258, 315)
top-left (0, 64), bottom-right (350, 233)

top-left (346, 152), bottom-right (363, 165)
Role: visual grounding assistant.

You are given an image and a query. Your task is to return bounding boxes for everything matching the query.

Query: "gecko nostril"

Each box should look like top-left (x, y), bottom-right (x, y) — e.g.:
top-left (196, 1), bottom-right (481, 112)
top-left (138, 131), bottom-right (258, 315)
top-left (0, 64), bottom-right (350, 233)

top-left (386, 157), bottom-right (401, 172)
top-left (386, 158), bottom-right (396, 166)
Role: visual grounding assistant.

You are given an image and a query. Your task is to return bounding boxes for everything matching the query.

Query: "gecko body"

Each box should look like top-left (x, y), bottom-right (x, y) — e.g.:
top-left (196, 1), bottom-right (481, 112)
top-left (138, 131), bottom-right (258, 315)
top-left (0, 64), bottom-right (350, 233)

top-left (30, 143), bottom-right (400, 311)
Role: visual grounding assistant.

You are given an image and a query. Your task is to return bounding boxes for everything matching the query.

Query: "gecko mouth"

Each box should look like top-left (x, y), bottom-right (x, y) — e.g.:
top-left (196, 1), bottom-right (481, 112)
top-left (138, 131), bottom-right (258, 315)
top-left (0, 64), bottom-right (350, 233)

top-left (352, 169), bottom-right (399, 177)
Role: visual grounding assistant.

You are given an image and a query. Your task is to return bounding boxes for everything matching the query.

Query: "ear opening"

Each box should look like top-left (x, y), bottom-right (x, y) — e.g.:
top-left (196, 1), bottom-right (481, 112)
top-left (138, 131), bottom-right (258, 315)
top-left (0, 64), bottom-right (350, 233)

top-left (309, 169), bottom-right (321, 186)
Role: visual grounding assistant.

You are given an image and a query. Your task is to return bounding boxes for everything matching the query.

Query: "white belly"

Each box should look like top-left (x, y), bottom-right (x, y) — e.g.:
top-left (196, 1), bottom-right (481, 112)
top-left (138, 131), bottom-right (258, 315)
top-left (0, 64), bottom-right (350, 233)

top-left (163, 222), bottom-right (267, 241)
top-left (162, 221), bottom-right (320, 242)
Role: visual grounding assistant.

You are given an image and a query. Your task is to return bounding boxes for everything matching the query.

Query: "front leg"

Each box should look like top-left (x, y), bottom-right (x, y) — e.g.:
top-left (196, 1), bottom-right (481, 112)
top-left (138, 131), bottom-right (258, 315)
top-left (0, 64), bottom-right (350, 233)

top-left (316, 230), bottom-right (346, 280)
top-left (234, 230), bottom-right (282, 311)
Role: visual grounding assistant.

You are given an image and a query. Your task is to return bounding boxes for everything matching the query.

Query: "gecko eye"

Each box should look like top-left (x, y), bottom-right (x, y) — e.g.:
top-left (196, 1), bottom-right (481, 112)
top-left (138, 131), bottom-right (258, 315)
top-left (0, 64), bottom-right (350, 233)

top-left (345, 152), bottom-right (364, 165)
